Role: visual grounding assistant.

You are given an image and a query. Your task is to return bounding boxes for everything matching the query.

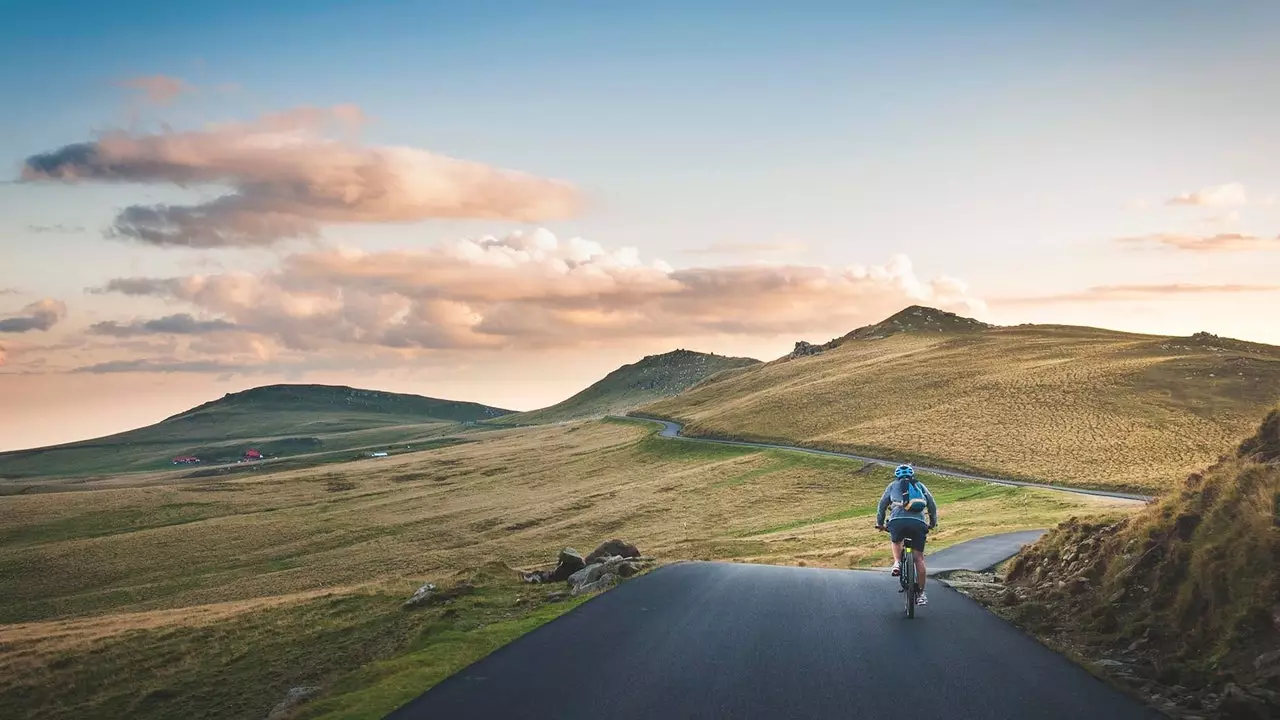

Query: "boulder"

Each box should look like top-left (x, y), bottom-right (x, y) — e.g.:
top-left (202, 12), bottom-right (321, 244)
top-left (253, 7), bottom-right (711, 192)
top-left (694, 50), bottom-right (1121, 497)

top-left (572, 572), bottom-right (618, 596)
top-left (585, 539), bottom-right (640, 564)
top-left (547, 548), bottom-right (586, 582)
top-left (267, 686), bottom-right (322, 719)
top-left (568, 563), bottom-right (605, 588)
top-left (617, 561), bottom-right (641, 578)
top-left (403, 582), bottom-right (437, 608)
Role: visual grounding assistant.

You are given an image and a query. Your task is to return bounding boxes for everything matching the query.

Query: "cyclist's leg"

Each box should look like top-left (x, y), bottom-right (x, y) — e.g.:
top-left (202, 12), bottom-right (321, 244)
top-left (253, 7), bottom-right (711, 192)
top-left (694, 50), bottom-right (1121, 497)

top-left (912, 525), bottom-right (928, 591)
top-left (887, 520), bottom-right (906, 573)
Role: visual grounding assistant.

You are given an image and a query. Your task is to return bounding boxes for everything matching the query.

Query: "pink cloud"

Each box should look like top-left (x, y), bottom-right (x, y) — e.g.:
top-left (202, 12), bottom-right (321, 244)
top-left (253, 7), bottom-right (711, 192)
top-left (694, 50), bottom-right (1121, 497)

top-left (21, 106), bottom-right (580, 248)
top-left (1166, 182), bottom-right (1248, 207)
top-left (1115, 232), bottom-right (1280, 252)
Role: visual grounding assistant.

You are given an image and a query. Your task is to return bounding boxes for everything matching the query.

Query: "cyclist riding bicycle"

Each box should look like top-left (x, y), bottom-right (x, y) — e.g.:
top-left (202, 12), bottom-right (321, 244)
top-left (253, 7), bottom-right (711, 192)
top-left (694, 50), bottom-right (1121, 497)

top-left (875, 464), bottom-right (938, 606)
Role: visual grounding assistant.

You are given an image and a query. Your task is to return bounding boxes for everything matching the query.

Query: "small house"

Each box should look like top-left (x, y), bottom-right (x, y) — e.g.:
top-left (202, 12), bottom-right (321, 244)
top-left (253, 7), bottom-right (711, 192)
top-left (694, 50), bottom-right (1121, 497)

top-left (370, 451), bottom-right (389, 458)
top-left (243, 449), bottom-right (263, 460)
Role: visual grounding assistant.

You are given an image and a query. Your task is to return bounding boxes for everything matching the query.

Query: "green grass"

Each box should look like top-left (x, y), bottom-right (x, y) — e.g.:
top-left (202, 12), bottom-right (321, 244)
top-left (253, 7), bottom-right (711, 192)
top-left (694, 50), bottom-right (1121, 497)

top-left (0, 572), bottom-right (586, 720)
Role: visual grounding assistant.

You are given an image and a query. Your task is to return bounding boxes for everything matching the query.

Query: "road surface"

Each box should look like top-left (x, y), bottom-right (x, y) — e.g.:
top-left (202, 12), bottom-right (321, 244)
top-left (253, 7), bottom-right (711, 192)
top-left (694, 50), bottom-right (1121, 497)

top-left (388, 562), bottom-right (1159, 719)
top-left (641, 417), bottom-right (1153, 502)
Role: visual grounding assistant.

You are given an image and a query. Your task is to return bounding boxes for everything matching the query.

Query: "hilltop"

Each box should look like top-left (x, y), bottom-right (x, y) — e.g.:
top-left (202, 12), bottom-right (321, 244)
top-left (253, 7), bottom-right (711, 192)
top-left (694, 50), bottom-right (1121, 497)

top-left (502, 349), bottom-right (760, 425)
top-left (642, 306), bottom-right (1280, 493)
top-left (0, 384), bottom-right (513, 479)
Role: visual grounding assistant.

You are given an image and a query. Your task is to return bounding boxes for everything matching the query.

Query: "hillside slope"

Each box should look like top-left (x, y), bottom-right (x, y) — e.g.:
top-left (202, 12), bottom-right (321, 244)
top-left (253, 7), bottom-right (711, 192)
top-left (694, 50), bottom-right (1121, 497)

top-left (642, 306), bottom-right (1280, 493)
top-left (504, 349), bottom-right (759, 425)
top-left (0, 384), bottom-right (512, 478)
top-left (992, 407), bottom-right (1280, 717)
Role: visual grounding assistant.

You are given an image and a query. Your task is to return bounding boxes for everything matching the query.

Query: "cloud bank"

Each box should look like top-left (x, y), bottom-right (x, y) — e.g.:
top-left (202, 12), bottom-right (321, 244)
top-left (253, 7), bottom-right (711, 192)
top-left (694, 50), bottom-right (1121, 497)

top-left (1116, 232), bottom-right (1280, 252)
top-left (89, 230), bottom-right (984, 358)
top-left (0, 299), bottom-right (67, 333)
top-left (21, 106), bottom-right (580, 248)
top-left (89, 313), bottom-right (239, 337)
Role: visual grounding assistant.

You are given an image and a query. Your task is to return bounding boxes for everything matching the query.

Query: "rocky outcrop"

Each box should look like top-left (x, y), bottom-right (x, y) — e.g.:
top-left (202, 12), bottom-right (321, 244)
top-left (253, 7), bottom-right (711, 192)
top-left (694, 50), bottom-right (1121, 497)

top-left (403, 581), bottom-right (476, 609)
top-left (403, 582), bottom-right (437, 608)
top-left (519, 540), bottom-right (652, 598)
top-left (788, 341), bottom-right (825, 359)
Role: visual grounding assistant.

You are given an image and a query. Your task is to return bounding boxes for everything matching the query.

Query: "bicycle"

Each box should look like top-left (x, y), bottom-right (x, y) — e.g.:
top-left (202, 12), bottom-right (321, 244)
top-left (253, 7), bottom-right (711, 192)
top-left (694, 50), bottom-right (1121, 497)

top-left (899, 536), bottom-right (920, 618)
top-left (878, 525), bottom-right (922, 618)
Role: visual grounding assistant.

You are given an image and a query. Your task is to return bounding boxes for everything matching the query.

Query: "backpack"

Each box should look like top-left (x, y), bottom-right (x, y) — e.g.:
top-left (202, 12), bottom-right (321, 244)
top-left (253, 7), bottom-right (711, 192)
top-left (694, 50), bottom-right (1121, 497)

top-left (900, 479), bottom-right (927, 513)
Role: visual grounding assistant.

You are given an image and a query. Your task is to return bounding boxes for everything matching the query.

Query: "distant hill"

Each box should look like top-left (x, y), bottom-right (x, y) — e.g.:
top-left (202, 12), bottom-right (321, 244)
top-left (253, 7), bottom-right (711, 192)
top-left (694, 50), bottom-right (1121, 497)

top-left (641, 306), bottom-right (1280, 493)
top-left (502, 349), bottom-right (760, 425)
top-left (0, 384), bottom-right (513, 479)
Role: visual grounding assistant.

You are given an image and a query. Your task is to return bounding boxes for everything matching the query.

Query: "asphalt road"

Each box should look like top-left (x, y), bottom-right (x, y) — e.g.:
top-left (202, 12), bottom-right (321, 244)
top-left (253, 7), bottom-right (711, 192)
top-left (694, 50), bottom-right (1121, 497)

top-left (388, 561), bottom-right (1160, 719)
top-left (642, 418), bottom-right (1154, 502)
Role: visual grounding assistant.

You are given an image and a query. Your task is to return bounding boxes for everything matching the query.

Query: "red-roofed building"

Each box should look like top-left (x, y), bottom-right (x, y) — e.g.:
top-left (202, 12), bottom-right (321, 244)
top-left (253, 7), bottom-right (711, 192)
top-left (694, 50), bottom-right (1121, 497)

top-left (243, 449), bottom-right (263, 460)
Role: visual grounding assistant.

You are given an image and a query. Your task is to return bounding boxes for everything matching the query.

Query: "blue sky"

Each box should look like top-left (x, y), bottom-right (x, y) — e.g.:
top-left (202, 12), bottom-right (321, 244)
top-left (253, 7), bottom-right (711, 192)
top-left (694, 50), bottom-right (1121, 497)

top-left (2, 1), bottom-right (1278, 448)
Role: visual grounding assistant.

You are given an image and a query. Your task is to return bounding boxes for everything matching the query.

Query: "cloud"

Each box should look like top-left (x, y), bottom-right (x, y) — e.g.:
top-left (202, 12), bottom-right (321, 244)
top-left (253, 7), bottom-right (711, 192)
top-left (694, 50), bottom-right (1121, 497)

top-left (0, 288), bottom-right (20, 295)
top-left (1116, 232), bottom-right (1280, 252)
top-left (89, 229), bottom-right (985, 353)
top-left (0, 299), bottom-right (67, 333)
top-left (1166, 182), bottom-right (1248, 207)
top-left (88, 313), bottom-right (239, 337)
top-left (993, 283), bottom-right (1280, 306)
top-left (20, 106), bottom-right (580, 248)
top-left (27, 223), bottom-right (87, 234)
top-left (116, 75), bottom-right (192, 105)
top-left (72, 358), bottom-right (253, 374)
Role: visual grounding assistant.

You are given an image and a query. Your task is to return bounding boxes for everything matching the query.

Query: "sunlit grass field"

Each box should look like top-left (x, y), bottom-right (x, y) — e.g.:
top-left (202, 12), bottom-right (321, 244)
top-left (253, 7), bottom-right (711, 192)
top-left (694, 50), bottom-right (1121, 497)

top-left (0, 419), bottom-right (1135, 719)
top-left (644, 325), bottom-right (1280, 493)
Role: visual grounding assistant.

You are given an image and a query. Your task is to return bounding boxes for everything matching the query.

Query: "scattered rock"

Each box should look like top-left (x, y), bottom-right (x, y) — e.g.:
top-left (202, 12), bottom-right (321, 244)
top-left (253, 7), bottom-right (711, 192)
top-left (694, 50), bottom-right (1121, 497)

top-left (403, 582), bottom-right (437, 608)
top-left (1219, 683), bottom-right (1271, 719)
top-left (544, 591), bottom-right (571, 603)
top-left (1255, 649), bottom-right (1280, 672)
top-left (572, 572), bottom-right (618, 596)
top-left (617, 561), bottom-right (641, 578)
top-left (266, 686), bottom-right (321, 719)
top-left (548, 548), bottom-right (587, 582)
top-left (585, 539), bottom-right (641, 564)
top-left (1093, 659), bottom-right (1129, 670)
top-left (568, 562), bottom-right (605, 588)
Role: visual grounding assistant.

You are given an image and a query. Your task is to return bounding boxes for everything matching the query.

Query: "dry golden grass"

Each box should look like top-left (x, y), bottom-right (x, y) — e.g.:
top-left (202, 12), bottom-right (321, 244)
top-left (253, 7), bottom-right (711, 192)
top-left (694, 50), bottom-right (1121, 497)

top-left (644, 325), bottom-right (1280, 493)
top-left (0, 419), bottom-right (1139, 718)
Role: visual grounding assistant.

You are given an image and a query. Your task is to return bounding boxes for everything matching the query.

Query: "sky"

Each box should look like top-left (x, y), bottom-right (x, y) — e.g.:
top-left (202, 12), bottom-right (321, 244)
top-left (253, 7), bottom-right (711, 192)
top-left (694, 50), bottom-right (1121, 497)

top-left (2, 1), bottom-right (1278, 450)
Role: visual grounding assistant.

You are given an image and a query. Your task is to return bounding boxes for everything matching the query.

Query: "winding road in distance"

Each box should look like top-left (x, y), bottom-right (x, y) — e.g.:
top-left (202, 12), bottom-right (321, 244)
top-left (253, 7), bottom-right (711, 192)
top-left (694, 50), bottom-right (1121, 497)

top-left (387, 418), bottom-right (1161, 719)
top-left (641, 416), bottom-right (1154, 503)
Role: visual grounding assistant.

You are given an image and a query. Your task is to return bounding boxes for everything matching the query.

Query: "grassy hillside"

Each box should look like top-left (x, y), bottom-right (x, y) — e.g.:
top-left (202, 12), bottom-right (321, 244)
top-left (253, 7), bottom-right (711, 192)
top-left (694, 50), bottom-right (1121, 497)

top-left (502, 349), bottom-right (759, 425)
top-left (0, 384), bottom-right (513, 479)
top-left (0, 419), bottom-right (1136, 719)
top-left (990, 407), bottom-right (1280, 716)
top-left (643, 306), bottom-right (1280, 493)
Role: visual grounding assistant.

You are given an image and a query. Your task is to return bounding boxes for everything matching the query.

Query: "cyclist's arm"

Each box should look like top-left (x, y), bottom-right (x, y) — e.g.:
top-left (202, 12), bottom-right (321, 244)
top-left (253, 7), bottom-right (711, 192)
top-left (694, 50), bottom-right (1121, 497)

top-left (875, 485), bottom-right (890, 527)
top-left (925, 487), bottom-right (938, 528)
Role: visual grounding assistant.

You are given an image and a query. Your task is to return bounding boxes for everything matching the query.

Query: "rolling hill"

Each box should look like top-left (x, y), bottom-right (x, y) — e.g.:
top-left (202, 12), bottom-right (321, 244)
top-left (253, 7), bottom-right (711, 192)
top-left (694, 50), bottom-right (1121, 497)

top-left (500, 349), bottom-right (760, 425)
top-left (0, 384), bottom-right (514, 479)
top-left (640, 306), bottom-right (1280, 493)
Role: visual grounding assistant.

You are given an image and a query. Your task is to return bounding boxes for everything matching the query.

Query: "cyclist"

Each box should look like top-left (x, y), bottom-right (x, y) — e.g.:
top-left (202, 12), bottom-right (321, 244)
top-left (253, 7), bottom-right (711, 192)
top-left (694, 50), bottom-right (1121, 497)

top-left (875, 464), bottom-right (938, 605)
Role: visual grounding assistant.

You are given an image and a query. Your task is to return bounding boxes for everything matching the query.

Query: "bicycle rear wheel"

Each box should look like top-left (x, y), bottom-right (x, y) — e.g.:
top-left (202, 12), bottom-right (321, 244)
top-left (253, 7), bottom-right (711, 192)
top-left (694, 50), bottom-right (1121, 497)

top-left (904, 551), bottom-right (917, 618)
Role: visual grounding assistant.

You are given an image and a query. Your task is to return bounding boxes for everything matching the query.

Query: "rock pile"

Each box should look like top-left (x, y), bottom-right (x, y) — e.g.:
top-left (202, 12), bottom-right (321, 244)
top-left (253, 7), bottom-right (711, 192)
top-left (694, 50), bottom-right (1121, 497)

top-left (520, 539), bottom-right (652, 597)
top-left (788, 341), bottom-right (825, 358)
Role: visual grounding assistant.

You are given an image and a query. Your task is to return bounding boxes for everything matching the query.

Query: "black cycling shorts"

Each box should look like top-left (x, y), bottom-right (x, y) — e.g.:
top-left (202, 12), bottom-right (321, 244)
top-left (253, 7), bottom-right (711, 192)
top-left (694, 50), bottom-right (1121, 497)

top-left (887, 518), bottom-right (928, 554)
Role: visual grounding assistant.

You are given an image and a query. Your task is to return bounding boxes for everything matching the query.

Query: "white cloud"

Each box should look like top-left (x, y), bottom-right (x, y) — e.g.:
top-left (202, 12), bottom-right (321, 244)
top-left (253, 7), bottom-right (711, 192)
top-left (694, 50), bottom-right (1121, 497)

top-left (1166, 182), bottom-right (1248, 207)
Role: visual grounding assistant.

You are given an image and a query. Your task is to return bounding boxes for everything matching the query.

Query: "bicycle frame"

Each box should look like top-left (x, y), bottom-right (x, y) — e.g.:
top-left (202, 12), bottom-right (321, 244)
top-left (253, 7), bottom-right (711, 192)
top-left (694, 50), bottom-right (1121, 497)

top-left (901, 538), bottom-right (919, 618)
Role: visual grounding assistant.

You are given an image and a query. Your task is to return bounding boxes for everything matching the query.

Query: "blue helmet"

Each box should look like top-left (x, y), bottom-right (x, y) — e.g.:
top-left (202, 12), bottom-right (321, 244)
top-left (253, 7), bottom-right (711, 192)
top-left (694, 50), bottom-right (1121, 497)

top-left (894, 464), bottom-right (915, 479)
